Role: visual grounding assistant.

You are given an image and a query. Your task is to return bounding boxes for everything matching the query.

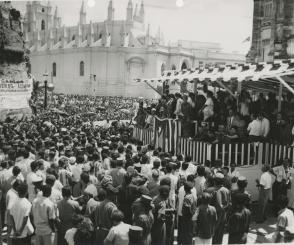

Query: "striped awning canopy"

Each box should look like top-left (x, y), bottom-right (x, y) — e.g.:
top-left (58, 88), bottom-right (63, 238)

top-left (135, 59), bottom-right (294, 94)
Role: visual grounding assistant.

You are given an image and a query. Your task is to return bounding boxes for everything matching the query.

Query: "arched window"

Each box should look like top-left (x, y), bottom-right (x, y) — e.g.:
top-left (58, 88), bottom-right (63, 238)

top-left (41, 20), bottom-right (45, 30)
top-left (52, 62), bottom-right (56, 77)
top-left (59, 37), bottom-right (62, 42)
top-left (98, 33), bottom-right (102, 40)
top-left (181, 61), bottom-right (188, 70)
top-left (171, 64), bottom-right (176, 70)
top-left (80, 61), bottom-right (84, 76)
top-left (72, 35), bottom-right (75, 41)
top-left (42, 8), bottom-right (45, 13)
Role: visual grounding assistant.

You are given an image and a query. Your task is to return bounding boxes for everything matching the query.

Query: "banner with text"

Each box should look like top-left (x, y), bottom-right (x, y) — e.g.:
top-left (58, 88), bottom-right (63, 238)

top-left (0, 78), bottom-right (33, 121)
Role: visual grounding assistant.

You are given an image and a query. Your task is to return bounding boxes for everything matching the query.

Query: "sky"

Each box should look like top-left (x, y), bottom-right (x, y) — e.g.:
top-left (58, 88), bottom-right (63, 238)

top-left (11, 0), bottom-right (253, 54)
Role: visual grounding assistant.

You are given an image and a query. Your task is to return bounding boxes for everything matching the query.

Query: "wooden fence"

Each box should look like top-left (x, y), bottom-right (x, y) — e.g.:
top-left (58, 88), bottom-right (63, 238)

top-left (132, 126), bottom-right (294, 166)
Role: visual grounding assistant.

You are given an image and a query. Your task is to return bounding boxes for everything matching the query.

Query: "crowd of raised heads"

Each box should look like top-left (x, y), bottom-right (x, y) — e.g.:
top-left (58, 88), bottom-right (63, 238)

top-left (1, 105), bottom-right (294, 245)
top-left (135, 86), bottom-right (294, 145)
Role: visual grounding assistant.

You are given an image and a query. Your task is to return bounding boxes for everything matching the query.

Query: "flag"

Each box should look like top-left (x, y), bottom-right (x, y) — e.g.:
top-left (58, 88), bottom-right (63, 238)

top-left (154, 117), bottom-right (181, 153)
top-left (242, 36), bottom-right (250, 43)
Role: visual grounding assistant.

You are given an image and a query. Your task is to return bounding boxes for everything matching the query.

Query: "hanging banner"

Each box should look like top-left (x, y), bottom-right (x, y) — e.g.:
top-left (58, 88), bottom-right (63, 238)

top-left (0, 78), bottom-right (33, 121)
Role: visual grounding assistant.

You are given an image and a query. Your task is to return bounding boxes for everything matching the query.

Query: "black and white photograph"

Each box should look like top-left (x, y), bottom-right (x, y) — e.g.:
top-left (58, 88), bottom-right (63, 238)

top-left (0, 0), bottom-right (294, 244)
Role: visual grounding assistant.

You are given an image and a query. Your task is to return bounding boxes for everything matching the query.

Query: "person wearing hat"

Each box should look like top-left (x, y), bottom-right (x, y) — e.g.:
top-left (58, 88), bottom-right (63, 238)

top-left (180, 181), bottom-right (197, 245)
top-left (193, 192), bottom-right (217, 245)
top-left (151, 185), bottom-right (172, 245)
top-left (211, 172), bottom-right (230, 245)
top-left (177, 175), bottom-right (197, 245)
top-left (94, 181), bottom-right (118, 245)
top-left (133, 196), bottom-right (154, 245)
top-left (231, 176), bottom-right (251, 211)
top-left (228, 193), bottom-right (251, 244)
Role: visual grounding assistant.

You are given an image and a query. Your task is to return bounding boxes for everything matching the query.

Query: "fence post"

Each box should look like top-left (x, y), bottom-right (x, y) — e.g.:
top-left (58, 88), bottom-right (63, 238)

top-left (257, 142), bottom-right (263, 166)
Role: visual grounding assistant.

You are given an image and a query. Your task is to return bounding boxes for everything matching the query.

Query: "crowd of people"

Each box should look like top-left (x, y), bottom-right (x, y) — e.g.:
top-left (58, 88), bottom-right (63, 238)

top-left (30, 92), bottom-right (154, 122)
top-left (135, 87), bottom-right (294, 145)
top-left (0, 98), bottom-right (294, 245)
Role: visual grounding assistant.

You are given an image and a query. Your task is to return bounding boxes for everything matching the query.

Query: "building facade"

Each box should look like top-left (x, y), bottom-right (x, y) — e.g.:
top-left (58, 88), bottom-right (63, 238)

top-left (247, 0), bottom-right (294, 62)
top-left (23, 1), bottom-right (245, 98)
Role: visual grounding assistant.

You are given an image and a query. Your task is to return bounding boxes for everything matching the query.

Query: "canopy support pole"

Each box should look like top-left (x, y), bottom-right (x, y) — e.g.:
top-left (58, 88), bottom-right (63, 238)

top-left (237, 81), bottom-right (242, 112)
top-left (276, 76), bottom-right (294, 95)
top-left (215, 79), bottom-right (236, 97)
top-left (278, 82), bottom-right (283, 112)
top-left (144, 81), bottom-right (163, 96)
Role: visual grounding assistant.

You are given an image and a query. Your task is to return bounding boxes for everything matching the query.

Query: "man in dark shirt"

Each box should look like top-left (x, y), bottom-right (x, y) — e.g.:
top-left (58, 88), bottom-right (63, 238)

top-left (194, 192), bottom-right (217, 244)
top-left (228, 193), bottom-right (251, 244)
top-left (57, 187), bottom-right (80, 245)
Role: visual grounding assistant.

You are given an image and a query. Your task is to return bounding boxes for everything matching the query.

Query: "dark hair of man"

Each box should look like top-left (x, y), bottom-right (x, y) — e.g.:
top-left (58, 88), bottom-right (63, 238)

top-left (80, 172), bottom-right (90, 185)
top-left (166, 163), bottom-right (173, 173)
top-left (12, 179), bottom-right (22, 190)
top-left (181, 162), bottom-right (189, 171)
top-left (237, 179), bottom-right (248, 190)
top-left (1, 161), bottom-right (8, 169)
top-left (17, 183), bottom-right (28, 198)
top-left (197, 166), bottom-right (206, 177)
top-left (185, 155), bottom-right (192, 162)
top-left (12, 166), bottom-right (21, 177)
top-left (62, 186), bottom-right (72, 198)
top-left (141, 155), bottom-right (149, 165)
top-left (111, 210), bottom-right (124, 223)
top-left (97, 188), bottom-right (107, 201)
top-left (42, 184), bottom-right (52, 198)
top-left (30, 161), bottom-right (39, 172)
top-left (187, 174), bottom-right (195, 183)
top-left (160, 177), bottom-right (171, 187)
top-left (277, 195), bottom-right (289, 209)
top-left (58, 158), bottom-right (66, 168)
top-left (201, 192), bottom-right (212, 205)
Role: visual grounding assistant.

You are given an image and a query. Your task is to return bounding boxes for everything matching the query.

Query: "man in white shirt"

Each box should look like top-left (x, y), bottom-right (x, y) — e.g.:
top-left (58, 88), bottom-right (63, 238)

top-left (177, 175), bottom-right (197, 245)
top-left (174, 93), bottom-right (184, 118)
top-left (247, 116), bottom-right (263, 141)
top-left (10, 183), bottom-right (34, 245)
top-left (259, 113), bottom-right (270, 138)
top-left (164, 163), bottom-right (178, 208)
top-left (5, 179), bottom-right (21, 245)
top-left (104, 210), bottom-right (130, 245)
top-left (32, 184), bottom-right (56, 245)
top-left (275, 195), bottom-right (294, 243)
top-left (256, 164), bottom-right (273, 223)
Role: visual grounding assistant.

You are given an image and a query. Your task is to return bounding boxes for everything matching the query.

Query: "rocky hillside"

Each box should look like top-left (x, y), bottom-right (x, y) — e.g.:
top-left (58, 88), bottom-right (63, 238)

top-left (0, 1), bottom-right (29, 66)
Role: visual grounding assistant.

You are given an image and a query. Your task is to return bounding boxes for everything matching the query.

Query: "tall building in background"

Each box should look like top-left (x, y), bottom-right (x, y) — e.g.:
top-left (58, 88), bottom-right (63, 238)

top-left (247, 0), bottom-right (294, 62)
top-left (23, 1), bottom-right (245, 98)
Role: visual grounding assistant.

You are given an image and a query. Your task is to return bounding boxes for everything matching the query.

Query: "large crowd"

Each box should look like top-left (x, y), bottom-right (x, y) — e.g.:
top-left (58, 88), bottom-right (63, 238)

top-left (0, 91), bottom-right (294, 245)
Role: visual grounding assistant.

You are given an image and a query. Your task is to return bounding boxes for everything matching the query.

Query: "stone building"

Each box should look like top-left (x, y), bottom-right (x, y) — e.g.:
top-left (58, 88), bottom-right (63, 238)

top-left (247, 0), bottom-right (294, 62)
top-left (23, 1), bottom-right (245, 98)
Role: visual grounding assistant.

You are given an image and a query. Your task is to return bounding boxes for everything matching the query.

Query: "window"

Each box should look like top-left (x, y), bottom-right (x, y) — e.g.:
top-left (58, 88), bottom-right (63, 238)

top-left (80, 61), bottom-right (84, 76)
top-left (72, 35), bottom-right (75, 41)
top-left (41, 20), bottom-right (45, 30)
top-left (181, 61), bottom-right (188, 70)
top-left (42, 8), bottom-right (45, 13)
top-left (171, 64), bottom-right (176, 70)
top-left (264, 2), bottom-right (272, 17)
top-left (52, 62), bottom-right (56, 77)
